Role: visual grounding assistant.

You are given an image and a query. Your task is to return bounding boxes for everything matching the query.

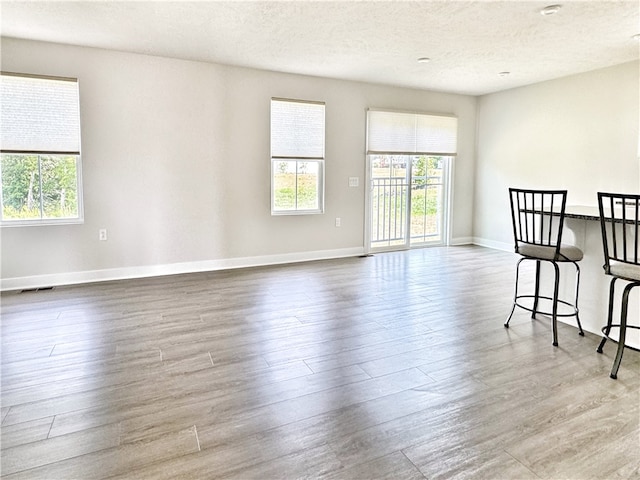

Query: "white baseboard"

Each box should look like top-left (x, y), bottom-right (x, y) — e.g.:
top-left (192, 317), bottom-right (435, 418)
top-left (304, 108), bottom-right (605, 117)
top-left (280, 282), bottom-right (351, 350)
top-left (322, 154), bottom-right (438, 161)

top-left (472, 237), bottom-right (513, 252)
top-left (1, 247), bottom-right (366, 292)
top-left (450, 236), bottom-right (474, 246)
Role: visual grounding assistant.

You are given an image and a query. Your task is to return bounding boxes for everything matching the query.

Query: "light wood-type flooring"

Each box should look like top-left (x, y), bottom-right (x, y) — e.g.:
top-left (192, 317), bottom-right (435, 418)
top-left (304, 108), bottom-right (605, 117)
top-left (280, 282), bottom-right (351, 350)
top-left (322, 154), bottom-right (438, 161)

top-left (1, 245), bottom-right (639, 479)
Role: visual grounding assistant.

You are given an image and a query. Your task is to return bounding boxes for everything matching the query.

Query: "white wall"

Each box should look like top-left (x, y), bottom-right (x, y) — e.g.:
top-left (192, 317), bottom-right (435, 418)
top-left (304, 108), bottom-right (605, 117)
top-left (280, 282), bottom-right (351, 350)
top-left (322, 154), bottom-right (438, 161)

top-left (474, 61), bottom-right (640, 249)
top-left (0, 38), bottom-right (477, 289)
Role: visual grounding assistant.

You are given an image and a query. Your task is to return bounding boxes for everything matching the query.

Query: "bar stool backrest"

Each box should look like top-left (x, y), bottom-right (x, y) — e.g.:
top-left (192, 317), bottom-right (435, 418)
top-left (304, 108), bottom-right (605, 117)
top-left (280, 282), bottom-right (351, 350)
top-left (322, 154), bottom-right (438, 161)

top-left (597, 192), bottom-right (640, 278)
top-left (509, 188), bottom-right (567, 260)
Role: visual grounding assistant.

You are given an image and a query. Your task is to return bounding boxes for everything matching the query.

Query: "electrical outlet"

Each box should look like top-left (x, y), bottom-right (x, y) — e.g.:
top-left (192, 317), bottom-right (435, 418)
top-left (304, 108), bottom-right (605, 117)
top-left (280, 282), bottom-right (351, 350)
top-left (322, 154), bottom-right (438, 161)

top-left (99, 229), bottom-right (108, 241)
top-left (348, 177), bottom-right (359, 187)
top-left (335, 218), bottom-right (341, 227)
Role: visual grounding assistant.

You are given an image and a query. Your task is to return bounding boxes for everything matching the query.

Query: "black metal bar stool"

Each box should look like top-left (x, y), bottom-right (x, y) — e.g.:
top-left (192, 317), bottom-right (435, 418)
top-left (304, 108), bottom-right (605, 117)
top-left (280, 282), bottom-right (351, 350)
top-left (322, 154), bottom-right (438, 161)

top-left (504, 188), bottom-right (585, 346)
top-left (596, 192), bottom-right (640, 379)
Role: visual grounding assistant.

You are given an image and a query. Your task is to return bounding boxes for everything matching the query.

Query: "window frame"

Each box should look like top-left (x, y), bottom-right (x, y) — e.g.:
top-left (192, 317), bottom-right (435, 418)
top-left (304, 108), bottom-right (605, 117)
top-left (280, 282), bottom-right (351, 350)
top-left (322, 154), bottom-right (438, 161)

top-left (0, 72), bottom-right (84, 226)
top-left (270, 97), bottom-right (325, 216)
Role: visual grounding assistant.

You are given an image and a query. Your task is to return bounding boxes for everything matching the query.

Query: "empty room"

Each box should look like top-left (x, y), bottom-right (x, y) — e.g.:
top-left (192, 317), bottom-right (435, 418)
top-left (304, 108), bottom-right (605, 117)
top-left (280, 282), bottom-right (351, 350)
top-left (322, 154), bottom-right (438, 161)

top-left (1, 1), bottom-right (639, 479)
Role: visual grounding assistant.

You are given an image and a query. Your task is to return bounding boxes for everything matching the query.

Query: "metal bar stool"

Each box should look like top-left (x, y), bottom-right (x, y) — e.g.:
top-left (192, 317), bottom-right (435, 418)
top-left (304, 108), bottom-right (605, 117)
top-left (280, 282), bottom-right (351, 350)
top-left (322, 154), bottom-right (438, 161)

top-left (596, 192), bottom-right (640, 379)
top-left (504, 188), bottom-right (585, 346)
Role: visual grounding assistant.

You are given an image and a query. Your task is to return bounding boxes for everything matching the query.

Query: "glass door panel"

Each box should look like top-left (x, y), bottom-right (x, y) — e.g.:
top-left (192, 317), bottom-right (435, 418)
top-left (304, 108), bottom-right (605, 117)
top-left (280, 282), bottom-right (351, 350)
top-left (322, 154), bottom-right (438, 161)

top-left (370, 155), bottom-right (409, 249)
top-left (410, 156), bottom-right (446, 245)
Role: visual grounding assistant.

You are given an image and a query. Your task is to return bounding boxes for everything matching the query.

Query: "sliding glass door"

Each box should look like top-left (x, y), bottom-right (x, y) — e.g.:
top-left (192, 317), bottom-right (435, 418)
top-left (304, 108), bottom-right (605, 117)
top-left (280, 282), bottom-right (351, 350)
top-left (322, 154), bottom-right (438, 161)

top-left (368, 154), bottom-right (451, 251)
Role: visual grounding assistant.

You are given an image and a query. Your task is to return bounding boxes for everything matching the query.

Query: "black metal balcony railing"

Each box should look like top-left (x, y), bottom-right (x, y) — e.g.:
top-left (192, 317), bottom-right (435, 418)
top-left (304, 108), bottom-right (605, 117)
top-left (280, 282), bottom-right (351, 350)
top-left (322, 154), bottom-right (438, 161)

top-left (371, 176), bottom-right (443, 247)
top-left (371, 177), bottom-right (408, 245)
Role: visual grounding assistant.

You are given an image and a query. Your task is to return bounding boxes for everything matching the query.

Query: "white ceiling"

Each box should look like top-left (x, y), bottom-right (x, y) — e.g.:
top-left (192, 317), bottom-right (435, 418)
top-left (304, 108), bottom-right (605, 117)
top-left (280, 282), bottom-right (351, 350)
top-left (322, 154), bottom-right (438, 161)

top-left (1, 0), bottom-right (639, 96)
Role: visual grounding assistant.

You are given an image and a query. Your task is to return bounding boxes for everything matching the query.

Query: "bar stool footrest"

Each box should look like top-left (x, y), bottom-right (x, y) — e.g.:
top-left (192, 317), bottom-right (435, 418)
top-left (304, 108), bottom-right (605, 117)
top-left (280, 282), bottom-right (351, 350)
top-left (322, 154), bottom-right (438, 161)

top-left (514, 294), bottom-right (579, 318)
top-left (599, 324), bottom-right (640, 353)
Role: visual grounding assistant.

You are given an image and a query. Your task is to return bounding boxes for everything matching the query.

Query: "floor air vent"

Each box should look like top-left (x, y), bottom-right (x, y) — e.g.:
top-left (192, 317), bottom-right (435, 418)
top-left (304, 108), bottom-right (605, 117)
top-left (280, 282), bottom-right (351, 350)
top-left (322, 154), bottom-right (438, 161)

top-left (19, 286), bottom-right (55, 293)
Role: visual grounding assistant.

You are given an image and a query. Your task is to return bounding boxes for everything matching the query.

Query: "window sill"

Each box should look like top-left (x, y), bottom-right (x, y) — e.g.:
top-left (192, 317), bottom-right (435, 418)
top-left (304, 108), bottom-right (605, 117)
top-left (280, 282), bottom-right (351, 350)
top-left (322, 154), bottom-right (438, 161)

top-left (271, 210), bottom-right (324, 216)
top-left (0, 217), bottom-right (84, 227)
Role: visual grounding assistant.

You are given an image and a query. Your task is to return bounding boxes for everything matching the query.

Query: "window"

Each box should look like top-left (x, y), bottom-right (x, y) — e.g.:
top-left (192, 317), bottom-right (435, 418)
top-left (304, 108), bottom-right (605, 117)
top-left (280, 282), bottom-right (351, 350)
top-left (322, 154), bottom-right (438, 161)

top-left (1, 72), bottom-right (83, 225)
top-left (270, 98), bottom-right (325, 215)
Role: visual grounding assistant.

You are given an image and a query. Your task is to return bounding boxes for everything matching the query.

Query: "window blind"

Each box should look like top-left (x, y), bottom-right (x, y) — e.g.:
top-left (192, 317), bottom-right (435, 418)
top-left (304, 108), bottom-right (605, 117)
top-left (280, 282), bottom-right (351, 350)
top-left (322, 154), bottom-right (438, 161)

top-left (1, 72), bottom-right (81, 155)
top-left (366, 109), bottom-right (457, 156)
top-left (271, 98), bottom-right (325, 159)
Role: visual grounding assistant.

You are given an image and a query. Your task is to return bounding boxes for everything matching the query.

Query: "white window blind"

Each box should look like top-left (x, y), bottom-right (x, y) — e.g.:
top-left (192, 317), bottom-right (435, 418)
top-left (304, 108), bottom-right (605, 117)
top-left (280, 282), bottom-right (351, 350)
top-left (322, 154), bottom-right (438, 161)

top-left (271, 98), bottom-right (325, 159)
top-left (1, 72), bottom-right (81, 155)
top-left (366, 109), bottom-right (457, 156)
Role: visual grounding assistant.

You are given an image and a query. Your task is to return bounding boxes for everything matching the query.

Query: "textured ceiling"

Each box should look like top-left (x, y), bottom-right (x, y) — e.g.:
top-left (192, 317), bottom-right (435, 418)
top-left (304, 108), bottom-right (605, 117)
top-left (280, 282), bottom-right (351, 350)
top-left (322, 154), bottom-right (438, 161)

top-left (1, 0), bottom-right (639, 95)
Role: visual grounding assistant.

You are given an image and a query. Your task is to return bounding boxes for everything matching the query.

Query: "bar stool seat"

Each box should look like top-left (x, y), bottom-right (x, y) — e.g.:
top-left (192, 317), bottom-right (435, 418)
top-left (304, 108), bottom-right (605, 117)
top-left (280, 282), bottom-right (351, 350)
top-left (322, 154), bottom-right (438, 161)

top-left (608, 260), bottom-right (640, 280)
top-left (505, 188), bottom-right (585, 346)
top-left (517, 243), bottom-right (583, 262)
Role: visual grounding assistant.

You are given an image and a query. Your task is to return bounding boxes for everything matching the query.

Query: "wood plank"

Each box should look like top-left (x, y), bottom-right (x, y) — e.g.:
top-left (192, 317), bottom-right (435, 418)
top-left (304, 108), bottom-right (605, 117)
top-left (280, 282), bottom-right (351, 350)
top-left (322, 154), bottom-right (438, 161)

top-left (1, 423), bottom-right (120, 476)
top-left (2, 426), bottom-right (199, 480)
top-left (0, 417), bottom-right (54, 450)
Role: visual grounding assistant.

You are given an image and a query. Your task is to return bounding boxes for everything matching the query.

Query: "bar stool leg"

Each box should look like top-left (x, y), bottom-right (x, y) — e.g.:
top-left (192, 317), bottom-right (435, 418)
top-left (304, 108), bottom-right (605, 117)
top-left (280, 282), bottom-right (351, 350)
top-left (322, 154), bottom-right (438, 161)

top-left (610, 283), bottom-right (635, 379)
top-left (531, 260), bottom-right (541, 319)
top-left (551, 262), bottom-right (560, 347)
top-left (597, 277), bottom-right (617, 354)
top-left (504, 258), bottom-right (524, 328)
top-left (573, 262), bottom-right (584, 336)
